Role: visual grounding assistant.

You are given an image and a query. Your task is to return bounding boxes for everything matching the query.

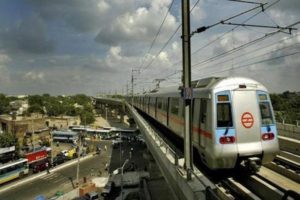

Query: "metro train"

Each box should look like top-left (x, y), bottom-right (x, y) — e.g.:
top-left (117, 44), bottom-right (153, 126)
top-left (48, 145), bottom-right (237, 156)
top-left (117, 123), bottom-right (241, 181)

top-left (130, 76), bottom-right (279, 171)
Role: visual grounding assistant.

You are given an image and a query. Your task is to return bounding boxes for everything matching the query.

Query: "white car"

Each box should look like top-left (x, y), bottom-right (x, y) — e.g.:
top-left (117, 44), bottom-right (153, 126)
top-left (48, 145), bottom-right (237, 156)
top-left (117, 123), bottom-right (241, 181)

top-left (61, 150), bottom-right (68, 157)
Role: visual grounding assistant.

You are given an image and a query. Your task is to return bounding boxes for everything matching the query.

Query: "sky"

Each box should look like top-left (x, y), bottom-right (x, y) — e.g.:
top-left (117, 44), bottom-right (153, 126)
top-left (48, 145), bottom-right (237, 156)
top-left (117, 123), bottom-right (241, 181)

top-left (0, 0), bottom-right (299, 95)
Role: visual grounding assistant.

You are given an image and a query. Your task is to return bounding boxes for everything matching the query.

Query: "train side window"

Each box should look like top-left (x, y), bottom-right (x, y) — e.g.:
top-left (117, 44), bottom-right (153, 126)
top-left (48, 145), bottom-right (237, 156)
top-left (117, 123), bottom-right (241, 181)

top-left (157, 98), bottom-right (162, 109)
top-left (170, 98), bottom-right (179, 115)
top-left (162, 98), bottom-right (168, 111)
top-left (200, 99), bottom-right (207, 123)
top-left (217, 103), bottom-right (233, 127)
top-left (179, 98), bottom-right (184, 117)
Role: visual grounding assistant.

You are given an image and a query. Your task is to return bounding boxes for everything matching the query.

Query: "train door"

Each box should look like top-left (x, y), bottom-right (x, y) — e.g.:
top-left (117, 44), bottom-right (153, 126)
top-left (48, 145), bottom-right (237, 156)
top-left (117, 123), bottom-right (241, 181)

top-left (232, 91), bottom-right (262, 155)
top-left (192, 99), bottom-right (201, 147)
top-left (200, 99), bottom-right (207, 148)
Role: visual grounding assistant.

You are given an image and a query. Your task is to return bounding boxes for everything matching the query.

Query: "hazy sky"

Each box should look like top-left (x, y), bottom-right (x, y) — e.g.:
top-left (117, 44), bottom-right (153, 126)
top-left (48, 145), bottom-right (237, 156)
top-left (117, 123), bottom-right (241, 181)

top-left (0, 0), bottom-right (299, 95)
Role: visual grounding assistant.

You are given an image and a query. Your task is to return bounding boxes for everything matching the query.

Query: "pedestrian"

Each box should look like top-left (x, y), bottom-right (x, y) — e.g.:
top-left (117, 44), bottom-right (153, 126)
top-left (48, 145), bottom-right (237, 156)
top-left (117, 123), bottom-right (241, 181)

top-left (104, 145), bottom-right (107, 151)
top-left (46, 162), bottom-right (50, 174)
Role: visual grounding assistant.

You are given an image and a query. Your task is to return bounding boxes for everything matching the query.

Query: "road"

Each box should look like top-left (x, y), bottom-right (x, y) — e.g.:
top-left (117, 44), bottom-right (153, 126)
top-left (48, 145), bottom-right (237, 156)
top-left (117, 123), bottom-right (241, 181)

top-left (0, 140), bottom-right (112, 200)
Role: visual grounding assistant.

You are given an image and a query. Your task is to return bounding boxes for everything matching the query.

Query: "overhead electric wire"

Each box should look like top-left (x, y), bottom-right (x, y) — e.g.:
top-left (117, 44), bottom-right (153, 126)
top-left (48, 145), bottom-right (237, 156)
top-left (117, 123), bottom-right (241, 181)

top-left (139, 0), bottom-right (202, 73)
top-left (196, 50), bottom-right (300, 79)
top-left (156, 0), bottom-right (281, 80)
top-left (194, 42), bottom-right (300, 76)
top-left (191, 0), bottom-right (280, 55)
top-left (138, 0), bottom-right (175, 71)
top-left (193, 32), bottom-right (300, 72)
top-left (192, 30), bottom-right (280, 67)
top-left (191, 2), bottom-right (268, 35)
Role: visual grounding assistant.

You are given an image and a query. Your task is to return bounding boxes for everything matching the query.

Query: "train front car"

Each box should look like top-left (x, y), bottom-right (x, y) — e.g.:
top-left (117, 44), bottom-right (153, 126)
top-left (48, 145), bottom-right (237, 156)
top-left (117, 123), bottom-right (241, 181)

top-left (210, 77), bottom-right (279, 172)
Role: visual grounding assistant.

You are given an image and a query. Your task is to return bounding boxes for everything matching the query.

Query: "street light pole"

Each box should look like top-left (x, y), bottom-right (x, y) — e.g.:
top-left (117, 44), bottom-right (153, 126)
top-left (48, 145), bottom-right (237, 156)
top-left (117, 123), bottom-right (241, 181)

top-left (50, 133), bottom-right (54, 165)
top-left (119, 132), bottom-right (122, 166)
top-left (76, 131), bottom-right (82, 187)
top-left (105, 105), bottom-right (108, 120)
top-left (121, 159), bottom-right (129, 200)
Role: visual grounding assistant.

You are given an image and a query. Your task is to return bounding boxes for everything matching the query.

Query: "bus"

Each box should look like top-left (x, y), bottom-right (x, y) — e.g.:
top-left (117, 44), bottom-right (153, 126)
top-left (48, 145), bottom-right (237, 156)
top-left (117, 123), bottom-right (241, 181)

top-left (0, 158), bottom-right (29, 184)
top-left (51, 130), bottom-right (78, 144)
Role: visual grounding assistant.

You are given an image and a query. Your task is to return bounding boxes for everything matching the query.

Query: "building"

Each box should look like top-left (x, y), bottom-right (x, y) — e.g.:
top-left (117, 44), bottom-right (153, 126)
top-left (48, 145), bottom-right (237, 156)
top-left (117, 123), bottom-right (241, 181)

top-left (45, 116), bottom-right (80, 130)
top-left (0, 114), bottom-right (49, 149)
top-left (0, 115), bottom-right (80, 151)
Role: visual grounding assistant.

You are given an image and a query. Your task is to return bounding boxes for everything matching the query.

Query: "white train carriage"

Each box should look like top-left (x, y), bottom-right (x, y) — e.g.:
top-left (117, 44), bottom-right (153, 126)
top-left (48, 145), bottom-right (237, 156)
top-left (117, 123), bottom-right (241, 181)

top-left (132, 77), bottom-right (279, 170)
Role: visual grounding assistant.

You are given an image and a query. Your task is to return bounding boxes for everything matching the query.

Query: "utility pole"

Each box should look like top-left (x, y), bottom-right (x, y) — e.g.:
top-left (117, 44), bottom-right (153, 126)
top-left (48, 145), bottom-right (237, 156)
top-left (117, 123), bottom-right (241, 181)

top-left (76, 131), bottom-right (81, 187)
top-left (131, 69), bottom-right (134, 105)
top-left (131, 69), bottom-right (140, 105)
top-left (181, 0), bottom-right (193, 180)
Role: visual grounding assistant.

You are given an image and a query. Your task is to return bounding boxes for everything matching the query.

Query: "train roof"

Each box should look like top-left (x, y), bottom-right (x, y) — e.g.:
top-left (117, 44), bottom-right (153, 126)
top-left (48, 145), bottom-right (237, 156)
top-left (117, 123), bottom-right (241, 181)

top-left (142, 76), bottom-right (267, 97)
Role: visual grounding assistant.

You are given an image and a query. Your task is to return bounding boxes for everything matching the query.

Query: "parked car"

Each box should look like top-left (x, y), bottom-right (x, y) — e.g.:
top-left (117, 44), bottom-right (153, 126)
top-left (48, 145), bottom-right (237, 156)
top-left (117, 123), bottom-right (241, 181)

top-left (32, 162), bottom-right (47, 173)
top-left (52, 154), bottom-right (66, 166)
top-left (61, 150), bottom-right (68, 157)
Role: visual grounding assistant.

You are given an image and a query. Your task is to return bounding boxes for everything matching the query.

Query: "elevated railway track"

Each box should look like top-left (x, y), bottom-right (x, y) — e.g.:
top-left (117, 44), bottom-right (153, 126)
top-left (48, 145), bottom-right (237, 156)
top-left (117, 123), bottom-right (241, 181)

top-left (94, 97), bottom-right (300, 199)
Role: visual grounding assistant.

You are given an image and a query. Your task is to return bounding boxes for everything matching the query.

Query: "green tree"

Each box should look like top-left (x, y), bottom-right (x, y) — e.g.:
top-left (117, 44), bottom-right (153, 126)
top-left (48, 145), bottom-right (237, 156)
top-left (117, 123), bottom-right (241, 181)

top-left (71, 94), bottom-right (91, 106)
top-left (0, 133), bottom-right (16, 148)
top-left (28, 95), bottom-right (44, 107)
top-left (0, 93), bottom-right (9, 114)
top-left (28, 104), bottom-right (44, 114)
top-left (80, 111), bottom-right (95, 125)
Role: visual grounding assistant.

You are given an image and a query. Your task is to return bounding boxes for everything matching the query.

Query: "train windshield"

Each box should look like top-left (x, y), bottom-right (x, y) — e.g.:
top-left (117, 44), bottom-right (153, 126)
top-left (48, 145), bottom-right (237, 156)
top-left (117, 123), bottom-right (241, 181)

top-left (216, 93), bottom-right (233, 127)
top-left (258, 93), bottom-right (274, 125)
top-left (217, 103), bottom-right (233, 127)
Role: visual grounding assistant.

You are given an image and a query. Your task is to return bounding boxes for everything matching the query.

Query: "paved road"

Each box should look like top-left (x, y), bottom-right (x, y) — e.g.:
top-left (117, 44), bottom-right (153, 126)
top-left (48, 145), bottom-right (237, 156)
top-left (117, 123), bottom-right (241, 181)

top-left (0, 140), bottom-right (112, 200)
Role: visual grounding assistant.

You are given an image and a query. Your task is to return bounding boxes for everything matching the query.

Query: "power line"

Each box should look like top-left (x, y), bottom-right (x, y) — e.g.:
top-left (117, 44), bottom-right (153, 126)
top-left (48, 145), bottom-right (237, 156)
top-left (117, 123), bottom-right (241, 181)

top-left (154, 0), bottom-right (281, 80)
top-left (195, 50), bottom-right (300, 78)
top-left (138, 0), bottom-right (176, 71)
top-left (191, 0), bottom-right (281, 55)
top-left (192, 30), bottom-right (280, 68)
top-left (191, 21), bottom-right (300, 69)
top-left (194, 40), bottom-right (300, 74)
top-left (191, 2), bottom-right (267, 36)
top-left (139, 0), bottom-right (202, 73)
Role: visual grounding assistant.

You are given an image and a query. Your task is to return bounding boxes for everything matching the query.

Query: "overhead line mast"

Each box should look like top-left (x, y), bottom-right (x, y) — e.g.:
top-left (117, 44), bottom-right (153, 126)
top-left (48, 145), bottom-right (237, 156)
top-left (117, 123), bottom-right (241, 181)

top-left (181, 0), bottom-right (193, 180)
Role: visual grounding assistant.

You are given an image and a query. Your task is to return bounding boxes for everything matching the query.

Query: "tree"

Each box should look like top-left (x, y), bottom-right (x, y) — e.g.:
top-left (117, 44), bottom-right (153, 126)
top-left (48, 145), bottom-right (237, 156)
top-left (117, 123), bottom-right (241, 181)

top-left (28, 104), bottom-right (44, 114)
top-left (0, 133), bottom-right (16, 148)
top-left (80, 111), bottom-right (95, 125)
top-left (0, 93), bottom-right (9, 114)
top-left (28, 95), bottom-right (44, 107)
top-left (71, 94), bottom-right (91, 106)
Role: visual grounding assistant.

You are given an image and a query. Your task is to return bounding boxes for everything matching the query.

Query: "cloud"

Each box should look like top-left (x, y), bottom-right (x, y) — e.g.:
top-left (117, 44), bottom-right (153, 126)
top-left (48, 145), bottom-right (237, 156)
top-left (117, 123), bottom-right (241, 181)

top-left (27, 0), bottom-right (141, 33)
top-left (95, 0), bottom-right (178, 45)
top-left (158, 51), bottom-right (169, 62)
top-left (97, 0), bottom-right (111, 13)
top-left (0, 15), bottom-right (54, 54)
top-left (23, 71), bottom-right (45, 81)
top-left (0, 53), bottom-right (11, 84)
top-left (0, 65), bottom-right (10, 84)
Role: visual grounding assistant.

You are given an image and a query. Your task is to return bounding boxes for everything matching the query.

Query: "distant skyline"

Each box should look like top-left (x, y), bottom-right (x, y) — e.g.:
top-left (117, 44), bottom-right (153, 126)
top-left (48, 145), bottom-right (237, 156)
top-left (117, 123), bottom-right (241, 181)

top-left (0, 0), bottom-right (299, 95)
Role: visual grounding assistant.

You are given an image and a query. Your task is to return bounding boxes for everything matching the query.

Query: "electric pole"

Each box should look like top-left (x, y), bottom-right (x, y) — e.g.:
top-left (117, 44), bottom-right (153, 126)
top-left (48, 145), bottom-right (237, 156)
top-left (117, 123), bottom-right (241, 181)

top-left (131, 69), bottom-right (134, 105)
top-left (181, 0), bottom-right (193, 180)
top-left (131, 69), bottom-right (140, 105)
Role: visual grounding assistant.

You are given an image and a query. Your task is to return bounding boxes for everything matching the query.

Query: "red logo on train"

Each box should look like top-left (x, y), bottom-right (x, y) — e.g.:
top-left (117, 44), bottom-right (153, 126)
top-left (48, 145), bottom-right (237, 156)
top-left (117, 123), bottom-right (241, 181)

top-left (241, 112), bottom-right (254, 128)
